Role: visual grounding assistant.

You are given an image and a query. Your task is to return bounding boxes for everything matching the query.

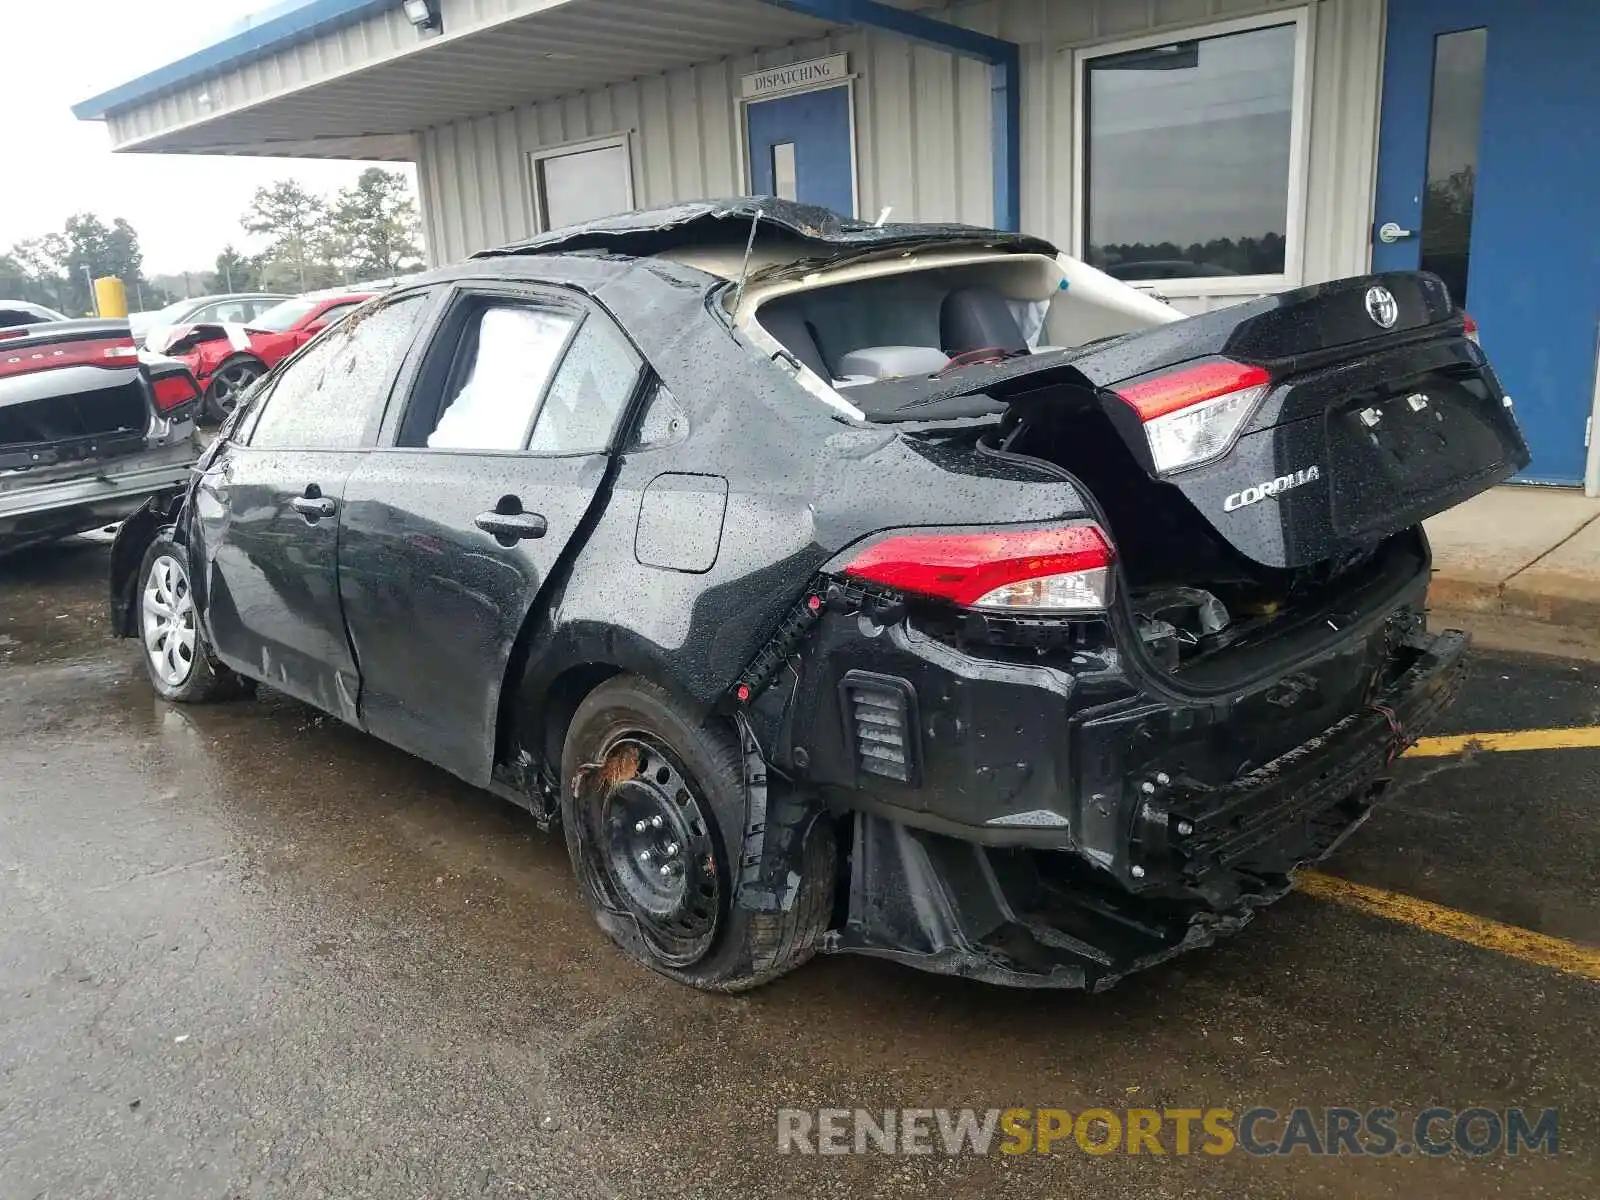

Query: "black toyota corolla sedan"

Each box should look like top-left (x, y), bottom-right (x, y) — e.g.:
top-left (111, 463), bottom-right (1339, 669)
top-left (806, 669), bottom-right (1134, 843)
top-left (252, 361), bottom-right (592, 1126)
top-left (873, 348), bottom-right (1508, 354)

top-left (109, 199), bottom-right (1527, 992)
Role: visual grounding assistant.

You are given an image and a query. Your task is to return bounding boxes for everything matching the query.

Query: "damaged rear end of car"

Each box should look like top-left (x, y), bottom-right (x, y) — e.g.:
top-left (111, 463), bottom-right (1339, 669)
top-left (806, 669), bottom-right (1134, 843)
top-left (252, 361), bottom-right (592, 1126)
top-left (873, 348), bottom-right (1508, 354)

top-left (727, 260), bottom-right (1524, 989)
top-left (1, 318), bottom-right (200, 556)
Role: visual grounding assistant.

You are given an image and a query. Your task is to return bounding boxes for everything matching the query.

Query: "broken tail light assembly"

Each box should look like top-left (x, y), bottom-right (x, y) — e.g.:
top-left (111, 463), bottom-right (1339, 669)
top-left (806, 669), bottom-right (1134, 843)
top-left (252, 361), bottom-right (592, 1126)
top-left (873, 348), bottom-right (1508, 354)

top-left (1113, 359), bottom-right (1273, 475)
top-left (840, 523), bottom-right (1115, 614)
top-left (149, 369), bottom-right (202, 419)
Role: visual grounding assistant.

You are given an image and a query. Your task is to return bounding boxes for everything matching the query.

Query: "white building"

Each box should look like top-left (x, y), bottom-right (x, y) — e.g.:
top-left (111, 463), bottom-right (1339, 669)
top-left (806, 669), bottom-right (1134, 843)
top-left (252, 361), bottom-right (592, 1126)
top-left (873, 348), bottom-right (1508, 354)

top-left (76, 0), bottom-right (1600, 484)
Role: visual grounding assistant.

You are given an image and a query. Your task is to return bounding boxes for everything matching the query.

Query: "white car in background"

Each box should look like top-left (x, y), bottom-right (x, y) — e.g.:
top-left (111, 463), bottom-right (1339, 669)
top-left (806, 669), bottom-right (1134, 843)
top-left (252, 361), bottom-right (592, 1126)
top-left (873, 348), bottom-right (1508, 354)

top-left (130, 293), bottom-right (288, 349)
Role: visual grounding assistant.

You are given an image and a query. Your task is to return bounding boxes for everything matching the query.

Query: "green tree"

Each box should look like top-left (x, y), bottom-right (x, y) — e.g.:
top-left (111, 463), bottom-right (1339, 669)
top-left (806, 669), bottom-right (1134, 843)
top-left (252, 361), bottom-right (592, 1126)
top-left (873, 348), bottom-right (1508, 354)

top-left (243, 180), bottom-right (330, 292)
top-left (210, 244), bottom-right (262, 293)
top-left (50, 214), bottom-right (152, 313)
top-left (329, 168), bottom-right (424, 280)
top-left (9, 235), bottom-right (70, 311)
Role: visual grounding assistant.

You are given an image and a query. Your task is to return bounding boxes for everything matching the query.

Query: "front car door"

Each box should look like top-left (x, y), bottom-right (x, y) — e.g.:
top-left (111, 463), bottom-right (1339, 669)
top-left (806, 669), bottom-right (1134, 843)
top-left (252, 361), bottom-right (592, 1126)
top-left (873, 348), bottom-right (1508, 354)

top-left (339, 284), bottom-right (645, 783)
top-left (190, 293), bottom-right (430, 719)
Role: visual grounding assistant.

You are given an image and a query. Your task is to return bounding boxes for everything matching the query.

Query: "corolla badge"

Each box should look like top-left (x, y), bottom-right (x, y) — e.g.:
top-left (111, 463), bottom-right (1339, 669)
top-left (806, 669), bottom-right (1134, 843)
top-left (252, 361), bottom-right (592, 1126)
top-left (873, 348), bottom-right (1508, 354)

top-left (1365, 285), bottom-right (1399, 329)
top-left (1224, 465), bottom-right (1321, 512)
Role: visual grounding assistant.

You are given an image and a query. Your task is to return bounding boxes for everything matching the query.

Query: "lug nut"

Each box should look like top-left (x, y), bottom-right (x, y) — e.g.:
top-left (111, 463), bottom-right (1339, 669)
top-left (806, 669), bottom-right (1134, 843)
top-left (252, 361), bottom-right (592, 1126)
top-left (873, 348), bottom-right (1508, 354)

top-left (1176, 820), bottom-right (1193, 836)
top-left (634, 820), bottom-right (648, 834)
top-left (664, 841), bottom-right (680, 857)
top-left (638, 849), bottom-right (652, 863)
top-left (1131, 865), bottom-right (1146, 879)
top-left (1155, 772), bottom-right (1171, 786)
top-left (1140, 781), bottom-right (1156, 795)
top-left (659, 863), bottom-right (676, 877)
top-left (650, 815), bottom-right (664, 830)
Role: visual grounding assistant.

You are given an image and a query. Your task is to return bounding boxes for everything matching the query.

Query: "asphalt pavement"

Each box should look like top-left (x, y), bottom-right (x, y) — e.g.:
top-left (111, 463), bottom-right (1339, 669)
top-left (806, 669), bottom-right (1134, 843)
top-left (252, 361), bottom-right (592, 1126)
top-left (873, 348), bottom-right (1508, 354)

top-left (1, 539), bottom-right (1596, 1199)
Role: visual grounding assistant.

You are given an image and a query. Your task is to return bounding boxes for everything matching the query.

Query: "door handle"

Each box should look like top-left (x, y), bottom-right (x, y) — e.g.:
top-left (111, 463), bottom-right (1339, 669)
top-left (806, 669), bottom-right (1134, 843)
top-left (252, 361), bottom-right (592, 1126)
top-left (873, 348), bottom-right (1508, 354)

top-left (292, 495), bottom-right (337, 520)
top-left (1377, 221), bottom-right (1415, 244)
top-left (474, 510), bottom-right (548, 543)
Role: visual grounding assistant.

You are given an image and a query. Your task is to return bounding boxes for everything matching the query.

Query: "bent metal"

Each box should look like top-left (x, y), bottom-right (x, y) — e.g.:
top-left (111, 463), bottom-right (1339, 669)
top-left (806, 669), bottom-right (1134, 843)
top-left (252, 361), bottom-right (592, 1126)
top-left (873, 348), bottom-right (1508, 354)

top-left (1224, 465), bottom-right (1322, 513)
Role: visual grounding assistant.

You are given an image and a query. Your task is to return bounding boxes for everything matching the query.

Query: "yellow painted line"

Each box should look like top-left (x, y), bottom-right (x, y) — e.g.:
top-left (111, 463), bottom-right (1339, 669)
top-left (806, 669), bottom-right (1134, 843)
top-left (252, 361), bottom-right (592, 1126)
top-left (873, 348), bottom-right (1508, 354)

top-left (1409, 725), bottom-right (1600, 757)
top-left (1297, 870), bottom-right (1600, 982)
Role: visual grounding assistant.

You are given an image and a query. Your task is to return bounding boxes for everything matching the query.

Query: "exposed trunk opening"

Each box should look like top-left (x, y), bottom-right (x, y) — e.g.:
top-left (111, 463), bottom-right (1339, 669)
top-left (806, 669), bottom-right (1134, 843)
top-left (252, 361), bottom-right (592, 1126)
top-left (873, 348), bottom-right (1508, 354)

top-left (1, 381), bottom-right (150, 465)
top-left (984, 397), bottom-right (1410, 685)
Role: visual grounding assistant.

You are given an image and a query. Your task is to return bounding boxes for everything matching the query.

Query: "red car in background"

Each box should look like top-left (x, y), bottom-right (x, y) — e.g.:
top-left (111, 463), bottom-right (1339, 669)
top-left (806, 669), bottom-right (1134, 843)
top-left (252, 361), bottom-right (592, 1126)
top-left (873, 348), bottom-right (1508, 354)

top-left (154, 291), bottom-right (374, 421)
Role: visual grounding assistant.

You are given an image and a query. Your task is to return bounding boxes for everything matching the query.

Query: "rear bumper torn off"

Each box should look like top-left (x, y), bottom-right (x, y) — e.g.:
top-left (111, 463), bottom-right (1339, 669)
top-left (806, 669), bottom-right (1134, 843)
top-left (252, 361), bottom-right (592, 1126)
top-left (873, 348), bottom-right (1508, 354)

top-left (824, 630), bottom-right (1470, 990)
top-left (0, 439), bottom-right (196, 554)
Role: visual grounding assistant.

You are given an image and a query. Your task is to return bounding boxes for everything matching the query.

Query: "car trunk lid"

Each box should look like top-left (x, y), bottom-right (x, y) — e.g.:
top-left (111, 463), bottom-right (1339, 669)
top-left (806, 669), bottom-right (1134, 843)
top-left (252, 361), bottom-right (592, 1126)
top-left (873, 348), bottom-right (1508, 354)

top-left (871, 271), bottom-right (1526, 570)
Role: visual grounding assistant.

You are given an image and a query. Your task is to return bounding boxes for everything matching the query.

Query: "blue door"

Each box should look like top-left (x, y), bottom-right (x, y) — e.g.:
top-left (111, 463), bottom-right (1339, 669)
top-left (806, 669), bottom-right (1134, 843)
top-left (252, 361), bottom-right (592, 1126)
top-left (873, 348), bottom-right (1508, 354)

top-left (746, 86), bottom-right (855, 218)
top-left (1373, 0), bottom-right (1600, 483)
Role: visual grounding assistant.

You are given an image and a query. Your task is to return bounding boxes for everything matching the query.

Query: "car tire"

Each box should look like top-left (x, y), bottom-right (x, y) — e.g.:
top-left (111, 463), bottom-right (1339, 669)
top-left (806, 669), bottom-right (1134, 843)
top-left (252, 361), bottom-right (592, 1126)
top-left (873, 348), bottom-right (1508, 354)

top-left (560, 675), bottom-right (836, 992)
top-left (202, 356), bottom-right (265, 424)
top-left (135, 534), bottom-right (250, 703)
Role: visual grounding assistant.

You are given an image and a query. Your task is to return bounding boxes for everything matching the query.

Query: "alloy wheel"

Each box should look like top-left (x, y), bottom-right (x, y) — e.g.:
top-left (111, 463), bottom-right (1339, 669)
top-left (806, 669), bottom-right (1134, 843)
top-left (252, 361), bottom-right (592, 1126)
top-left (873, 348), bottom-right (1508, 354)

top-left (211, 362), bottom-right (261, 413)
top-left (142, 554), bottom-right (197, 687)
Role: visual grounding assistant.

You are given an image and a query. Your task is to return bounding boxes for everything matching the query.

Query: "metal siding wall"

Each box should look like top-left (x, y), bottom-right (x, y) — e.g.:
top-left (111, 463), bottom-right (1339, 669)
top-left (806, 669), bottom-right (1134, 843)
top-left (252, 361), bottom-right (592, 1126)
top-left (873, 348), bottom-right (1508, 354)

top-left (414, 0), bottom-right (1387, 287)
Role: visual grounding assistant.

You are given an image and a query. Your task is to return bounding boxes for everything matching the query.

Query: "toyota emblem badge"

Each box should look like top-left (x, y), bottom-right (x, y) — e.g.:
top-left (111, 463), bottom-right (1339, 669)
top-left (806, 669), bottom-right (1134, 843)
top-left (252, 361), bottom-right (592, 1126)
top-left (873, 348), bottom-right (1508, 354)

top-left (1365, 285), bottom-right (1399, 329)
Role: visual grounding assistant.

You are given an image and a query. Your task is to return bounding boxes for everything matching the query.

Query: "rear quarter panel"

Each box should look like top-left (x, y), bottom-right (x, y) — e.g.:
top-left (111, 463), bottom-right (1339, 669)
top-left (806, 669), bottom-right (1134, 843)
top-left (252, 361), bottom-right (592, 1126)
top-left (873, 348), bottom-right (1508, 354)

top-left (530, 405), bottom-right (1092, 717)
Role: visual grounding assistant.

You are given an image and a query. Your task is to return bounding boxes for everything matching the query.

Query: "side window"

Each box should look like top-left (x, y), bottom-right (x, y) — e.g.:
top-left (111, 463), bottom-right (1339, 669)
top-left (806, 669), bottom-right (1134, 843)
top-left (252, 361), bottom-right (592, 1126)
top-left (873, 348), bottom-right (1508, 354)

top-left (527, 313), bottom-right (643, 455)
top-left (188, 302), bottom-right (225, 324)
top-left (426, 304), bottom-right (577, 451)
top-left (249, 295), bottom-right (425, 450)
top-left (246, 299), bottom-right (279, 320)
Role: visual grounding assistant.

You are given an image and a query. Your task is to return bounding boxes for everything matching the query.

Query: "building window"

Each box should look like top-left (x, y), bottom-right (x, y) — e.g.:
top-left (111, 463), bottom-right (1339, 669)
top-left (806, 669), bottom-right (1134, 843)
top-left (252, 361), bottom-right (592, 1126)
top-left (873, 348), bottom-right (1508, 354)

top-left (531, 136), bottom-right (634, 232)
top-left (1078, 14), bottom-right (1308, 289)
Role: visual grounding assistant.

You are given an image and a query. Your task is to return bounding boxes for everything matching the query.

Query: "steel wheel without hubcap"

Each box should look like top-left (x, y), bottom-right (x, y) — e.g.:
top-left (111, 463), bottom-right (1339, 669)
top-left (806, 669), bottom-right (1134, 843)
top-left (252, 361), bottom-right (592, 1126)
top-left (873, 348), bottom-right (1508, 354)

top-left (209, 362), bottom-right (260, 415)
top-left (142, 554), bottom-right (197, 687)
top-left (596, 734), bottom-right (722, 967)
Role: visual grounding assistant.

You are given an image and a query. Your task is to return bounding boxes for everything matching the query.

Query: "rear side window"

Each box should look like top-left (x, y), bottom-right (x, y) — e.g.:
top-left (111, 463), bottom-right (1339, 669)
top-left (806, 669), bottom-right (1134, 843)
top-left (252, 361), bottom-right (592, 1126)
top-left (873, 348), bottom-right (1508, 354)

top-left (249, 295), bottom-right (425, 450)
top-left (528, 314), bottom-right (642, 455)
top-left (427, 305), bottom-right (578, 450)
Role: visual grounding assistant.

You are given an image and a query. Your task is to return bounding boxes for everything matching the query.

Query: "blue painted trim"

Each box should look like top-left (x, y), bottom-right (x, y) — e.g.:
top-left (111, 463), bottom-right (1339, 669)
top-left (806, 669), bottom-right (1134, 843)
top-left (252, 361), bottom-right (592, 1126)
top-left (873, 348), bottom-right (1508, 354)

top-left (72, 0), bottom-right (396, 120)
top-left (761, 0), bottom-right (1022, 231)
top-left (990, 51), bottom-right (1021, 233)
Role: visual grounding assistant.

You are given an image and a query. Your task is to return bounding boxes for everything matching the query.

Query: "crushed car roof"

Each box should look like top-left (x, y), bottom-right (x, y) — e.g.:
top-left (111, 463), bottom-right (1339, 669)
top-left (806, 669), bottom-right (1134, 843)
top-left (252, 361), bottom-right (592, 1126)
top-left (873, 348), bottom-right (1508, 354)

top-left (472, 197), bottom-right (1058, 262)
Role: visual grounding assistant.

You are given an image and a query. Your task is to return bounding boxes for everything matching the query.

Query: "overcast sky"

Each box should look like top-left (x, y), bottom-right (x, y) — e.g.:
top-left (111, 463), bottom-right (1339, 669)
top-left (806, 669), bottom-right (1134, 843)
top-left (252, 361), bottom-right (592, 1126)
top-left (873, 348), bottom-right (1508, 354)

top-left (0, 0), bottom-right (413, 276)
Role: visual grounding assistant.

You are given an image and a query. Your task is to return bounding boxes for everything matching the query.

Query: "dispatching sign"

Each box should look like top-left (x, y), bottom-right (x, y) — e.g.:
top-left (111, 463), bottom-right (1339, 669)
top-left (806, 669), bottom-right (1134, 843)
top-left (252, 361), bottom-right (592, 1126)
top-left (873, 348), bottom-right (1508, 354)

top-left (741, 54), bottom-right (849, 99)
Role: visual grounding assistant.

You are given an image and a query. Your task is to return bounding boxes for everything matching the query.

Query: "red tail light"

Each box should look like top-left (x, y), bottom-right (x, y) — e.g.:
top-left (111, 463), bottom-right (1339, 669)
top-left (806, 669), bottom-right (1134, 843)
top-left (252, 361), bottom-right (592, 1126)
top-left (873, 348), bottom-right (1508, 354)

top-left (1115, 361), bottom-right (1270, 421)
top-left (1462, 312), bottom-right (1480, 345)
top-left (842, 524), bottom-right (1114, 612)
top-left (1112, 358), bottom-right (1272, 475)
top-left (151, 372), bottom-right (201, 414)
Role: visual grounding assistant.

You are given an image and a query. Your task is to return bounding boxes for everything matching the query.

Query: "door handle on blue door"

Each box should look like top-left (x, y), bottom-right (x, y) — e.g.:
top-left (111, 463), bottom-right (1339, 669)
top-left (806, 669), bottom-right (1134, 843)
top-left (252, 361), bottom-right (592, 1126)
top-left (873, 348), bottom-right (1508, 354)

top-left (474, 510), bottom-right (548, 544)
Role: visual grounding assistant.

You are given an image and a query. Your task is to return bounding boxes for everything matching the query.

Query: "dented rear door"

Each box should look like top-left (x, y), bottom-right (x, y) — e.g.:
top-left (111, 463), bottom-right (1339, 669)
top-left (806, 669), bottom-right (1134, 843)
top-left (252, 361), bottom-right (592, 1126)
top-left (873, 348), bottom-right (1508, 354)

top-left (339, 285), bottom-right (644, 786)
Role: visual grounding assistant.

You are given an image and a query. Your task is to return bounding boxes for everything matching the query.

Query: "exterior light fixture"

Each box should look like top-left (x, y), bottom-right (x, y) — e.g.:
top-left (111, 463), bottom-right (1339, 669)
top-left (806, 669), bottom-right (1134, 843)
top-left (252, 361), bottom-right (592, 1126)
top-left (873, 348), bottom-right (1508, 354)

top-left (402, 0), bottom-right (442, 33)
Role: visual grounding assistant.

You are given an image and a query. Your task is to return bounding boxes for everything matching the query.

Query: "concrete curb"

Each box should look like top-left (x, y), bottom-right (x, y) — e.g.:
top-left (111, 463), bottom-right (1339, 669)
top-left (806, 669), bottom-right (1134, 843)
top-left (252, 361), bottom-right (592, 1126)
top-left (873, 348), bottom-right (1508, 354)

top-left (1423, 487), bottom-right (1600, 657)
top-left (1429, 570), bottom-right (1600, 630)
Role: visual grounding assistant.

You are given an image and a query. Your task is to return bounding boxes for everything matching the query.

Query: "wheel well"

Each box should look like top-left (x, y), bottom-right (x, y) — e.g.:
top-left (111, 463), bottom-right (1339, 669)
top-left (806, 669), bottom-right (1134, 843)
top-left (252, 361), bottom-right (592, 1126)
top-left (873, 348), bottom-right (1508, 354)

top-left (499, 661), bottom-right (624, 780)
